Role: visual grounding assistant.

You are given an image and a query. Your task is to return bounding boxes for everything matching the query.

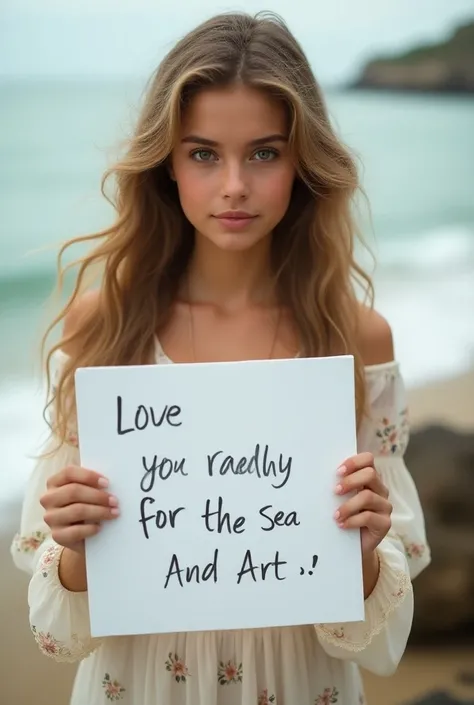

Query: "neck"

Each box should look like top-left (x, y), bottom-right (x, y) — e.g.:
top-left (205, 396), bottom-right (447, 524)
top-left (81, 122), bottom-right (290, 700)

top-left (185, 233), bottom-right (275, 311)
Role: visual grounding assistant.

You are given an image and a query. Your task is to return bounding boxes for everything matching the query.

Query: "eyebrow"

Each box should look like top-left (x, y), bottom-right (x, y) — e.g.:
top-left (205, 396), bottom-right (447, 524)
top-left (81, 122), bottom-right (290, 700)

top-left (181, 134), bottom-right (288, 147)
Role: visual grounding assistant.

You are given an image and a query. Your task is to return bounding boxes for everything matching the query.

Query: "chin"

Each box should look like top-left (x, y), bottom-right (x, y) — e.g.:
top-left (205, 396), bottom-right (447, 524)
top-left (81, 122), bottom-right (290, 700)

top-left (196, 220), bottom-right (272, 252)
top-left (211, 232), bottom-right (269, 252)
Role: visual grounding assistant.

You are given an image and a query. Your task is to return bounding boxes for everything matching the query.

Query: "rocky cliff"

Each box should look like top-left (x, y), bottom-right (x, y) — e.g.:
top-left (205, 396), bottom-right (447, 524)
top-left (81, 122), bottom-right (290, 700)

top-left (405, 425), bottom-right (474, 643)
top-left (351, 21), bottom-right (474, 94)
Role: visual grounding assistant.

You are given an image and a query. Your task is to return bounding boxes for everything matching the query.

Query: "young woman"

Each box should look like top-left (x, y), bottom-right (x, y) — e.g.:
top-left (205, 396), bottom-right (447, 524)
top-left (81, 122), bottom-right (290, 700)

top-left (11, 12), bottom-right (430, 705)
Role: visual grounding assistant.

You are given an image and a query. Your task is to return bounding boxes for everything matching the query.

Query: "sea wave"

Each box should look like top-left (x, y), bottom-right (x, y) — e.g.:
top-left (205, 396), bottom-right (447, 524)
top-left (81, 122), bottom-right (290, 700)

top-left (374, 223), bottom-right (474, 274)
top-left (2, 222), bottom-right (474, 292)
top-left (0, 379), bottom-right (47, 505)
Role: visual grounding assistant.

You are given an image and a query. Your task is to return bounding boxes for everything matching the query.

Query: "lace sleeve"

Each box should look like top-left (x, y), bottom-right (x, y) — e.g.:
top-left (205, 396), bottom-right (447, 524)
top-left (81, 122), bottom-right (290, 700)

top-left (10, 350), bottom-right (103, 662)
top-left (315, 362), bottom-right (430, 676)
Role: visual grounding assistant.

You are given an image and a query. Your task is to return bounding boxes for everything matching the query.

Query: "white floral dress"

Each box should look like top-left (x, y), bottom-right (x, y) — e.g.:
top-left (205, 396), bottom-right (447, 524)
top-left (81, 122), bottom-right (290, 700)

top-left (11, 346), bottom-right (431, 705)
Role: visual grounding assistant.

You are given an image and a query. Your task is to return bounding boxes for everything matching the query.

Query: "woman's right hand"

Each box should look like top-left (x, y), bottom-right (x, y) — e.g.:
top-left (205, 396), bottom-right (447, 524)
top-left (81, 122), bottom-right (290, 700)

top-left (40, 465), bottom-right (120, 554)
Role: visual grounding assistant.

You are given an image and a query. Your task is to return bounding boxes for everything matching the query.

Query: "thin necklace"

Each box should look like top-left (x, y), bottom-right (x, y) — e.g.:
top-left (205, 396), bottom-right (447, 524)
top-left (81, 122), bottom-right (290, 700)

top-left (186, 275), bottom-right (282, 362)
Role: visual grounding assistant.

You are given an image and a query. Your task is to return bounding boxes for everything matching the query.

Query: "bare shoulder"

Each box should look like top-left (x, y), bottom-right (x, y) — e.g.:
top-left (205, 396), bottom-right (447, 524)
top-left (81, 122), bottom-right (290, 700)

top-left (62, 289), bottom-right (101, 355)
top-left (356, 303), bottom-right (395, 366)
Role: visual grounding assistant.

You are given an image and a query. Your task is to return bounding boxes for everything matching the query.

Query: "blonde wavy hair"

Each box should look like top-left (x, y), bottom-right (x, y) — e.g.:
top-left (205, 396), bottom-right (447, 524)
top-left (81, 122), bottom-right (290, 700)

top-left (43, 11), bottom-right (374, 448)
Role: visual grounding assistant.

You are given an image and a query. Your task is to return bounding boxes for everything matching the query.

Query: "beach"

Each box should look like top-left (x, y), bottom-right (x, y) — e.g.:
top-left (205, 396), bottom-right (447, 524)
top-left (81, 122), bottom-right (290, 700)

top-left (407, 370), bottom-right (474, 430)
top-left (1, 79), bottom-right (474, 703)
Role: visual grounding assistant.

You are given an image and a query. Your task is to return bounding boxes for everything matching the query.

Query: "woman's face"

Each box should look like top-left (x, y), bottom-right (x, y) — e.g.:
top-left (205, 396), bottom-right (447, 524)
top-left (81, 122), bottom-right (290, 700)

top-left (170, 83), bottom-right (296, 253)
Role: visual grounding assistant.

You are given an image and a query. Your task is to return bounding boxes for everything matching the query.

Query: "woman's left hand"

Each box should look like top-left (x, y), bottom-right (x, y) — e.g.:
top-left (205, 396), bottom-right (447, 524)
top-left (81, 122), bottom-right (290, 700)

top-left (334, 452), bottom-right (392, 557)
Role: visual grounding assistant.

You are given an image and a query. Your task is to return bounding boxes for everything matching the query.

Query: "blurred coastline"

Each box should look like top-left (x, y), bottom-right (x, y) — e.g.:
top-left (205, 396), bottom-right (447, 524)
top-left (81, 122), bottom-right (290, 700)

top-left (1, 77), bottom-right (474, 704)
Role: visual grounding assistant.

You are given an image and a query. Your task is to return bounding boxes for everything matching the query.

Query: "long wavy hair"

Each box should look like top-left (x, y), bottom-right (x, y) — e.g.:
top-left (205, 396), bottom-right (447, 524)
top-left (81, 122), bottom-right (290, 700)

top-left (43, 11), bottom-right (374, 449)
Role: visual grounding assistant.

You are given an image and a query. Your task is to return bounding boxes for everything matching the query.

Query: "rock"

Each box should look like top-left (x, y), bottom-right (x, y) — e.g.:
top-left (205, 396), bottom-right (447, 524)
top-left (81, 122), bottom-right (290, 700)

top-left (404, 425), bottom-right (474, 642)
top-left (350, 22), bottom-right (474, 94)
top-left (406, 693), bottom-right (474, 705)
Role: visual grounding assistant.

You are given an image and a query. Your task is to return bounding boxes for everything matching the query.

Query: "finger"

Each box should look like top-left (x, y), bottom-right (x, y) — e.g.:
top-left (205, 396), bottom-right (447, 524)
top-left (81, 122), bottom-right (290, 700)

top-left (52, 523), bottom-right (102, 546)
top-left (335, 490), bottom-right (391, 522)
top-left (335, 466), bottom-right (389, 498)
top-left (41, 483), bottom-right (117, 511)
top-left (340, 510), bottom-right (391, 534)
top-left (338, 453), bottom-right (374, 475)
top-left (46, 466), bottom-right (108, 491)
top-left (44, 503), bottom-right (119, 528)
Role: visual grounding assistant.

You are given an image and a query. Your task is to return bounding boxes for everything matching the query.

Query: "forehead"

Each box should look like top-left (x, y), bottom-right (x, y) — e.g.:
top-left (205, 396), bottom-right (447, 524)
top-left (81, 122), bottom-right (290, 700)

top-left (180, 84), bottom-right (288, 142)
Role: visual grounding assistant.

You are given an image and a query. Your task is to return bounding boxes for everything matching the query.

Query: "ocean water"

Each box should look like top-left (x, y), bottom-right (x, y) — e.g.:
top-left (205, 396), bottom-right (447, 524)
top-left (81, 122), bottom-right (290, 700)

top-left (1, 79), bottom-right (474, 499)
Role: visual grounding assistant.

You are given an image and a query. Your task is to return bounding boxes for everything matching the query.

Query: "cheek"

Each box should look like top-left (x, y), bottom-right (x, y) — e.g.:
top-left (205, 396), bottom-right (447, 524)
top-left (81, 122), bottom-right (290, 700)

top-left (259, 167), bottom-right (295, 210)
top-left (172, 161), bottom-right (211, 215)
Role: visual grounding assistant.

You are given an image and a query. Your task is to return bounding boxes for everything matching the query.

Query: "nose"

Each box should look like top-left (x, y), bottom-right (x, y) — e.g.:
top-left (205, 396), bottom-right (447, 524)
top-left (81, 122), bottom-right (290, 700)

top-left (221, 161), bottom-right (249, 201)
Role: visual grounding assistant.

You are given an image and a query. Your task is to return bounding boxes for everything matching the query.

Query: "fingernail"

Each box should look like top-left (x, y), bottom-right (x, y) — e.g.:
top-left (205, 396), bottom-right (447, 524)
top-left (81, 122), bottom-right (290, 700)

top-left (110, 508), bottom-right (120, 516)
top-left (98, 477), bottom-right (109, 488)
top-left (337, 465), bottom-right (347, 475)
top-left (338, 521), bottom-right (345, 528)
top-left (334, 510), bottom-right (340, 520)
top-left (108, 495), bottom-right (119, 507)
top-left (335, 484), bottom-right (343, 494)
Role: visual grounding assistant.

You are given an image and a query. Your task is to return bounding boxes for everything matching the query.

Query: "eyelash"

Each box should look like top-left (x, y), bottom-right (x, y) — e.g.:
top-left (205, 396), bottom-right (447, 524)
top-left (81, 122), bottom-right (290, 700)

top-left (190, 148), bottom-right (279, 163)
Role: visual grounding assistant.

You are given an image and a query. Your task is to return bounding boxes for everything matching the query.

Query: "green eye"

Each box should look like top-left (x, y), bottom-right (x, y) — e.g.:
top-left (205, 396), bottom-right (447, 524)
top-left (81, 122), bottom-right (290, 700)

top-left (191, 149), bottom-right (215, 162)
top-left (253, 149), bottom-right (278, 161)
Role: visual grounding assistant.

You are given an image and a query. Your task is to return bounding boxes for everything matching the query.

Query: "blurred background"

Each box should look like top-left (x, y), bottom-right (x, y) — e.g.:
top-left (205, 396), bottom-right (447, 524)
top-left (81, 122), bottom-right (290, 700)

top-left (1, 1), bottom-right (474, 703)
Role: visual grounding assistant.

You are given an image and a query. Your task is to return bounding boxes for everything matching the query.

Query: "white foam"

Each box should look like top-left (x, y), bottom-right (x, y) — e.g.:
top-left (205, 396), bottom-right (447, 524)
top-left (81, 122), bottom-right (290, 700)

top-left (354, 222), bottom-right (474, 386)
top-left (375, 265), bottom-right (474, 387)
top-left (375, 223), bottom-right (474, 273)
top-left (0, 378), bottom-right (48, 505)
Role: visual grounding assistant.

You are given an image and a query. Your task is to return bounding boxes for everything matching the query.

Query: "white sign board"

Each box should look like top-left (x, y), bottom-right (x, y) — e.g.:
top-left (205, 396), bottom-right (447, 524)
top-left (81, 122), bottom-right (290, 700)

top-left (75, 356), bottom-right (363, 638)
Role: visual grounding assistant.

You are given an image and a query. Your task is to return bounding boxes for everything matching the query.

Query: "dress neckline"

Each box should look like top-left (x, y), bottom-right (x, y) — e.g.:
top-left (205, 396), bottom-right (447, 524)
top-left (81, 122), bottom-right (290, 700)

top-left (152, 336), bottom-right (399, 375)
top-left (50, 338), bottom-right (399, 375)
top-left (51, 338), bottom-right (399, 375)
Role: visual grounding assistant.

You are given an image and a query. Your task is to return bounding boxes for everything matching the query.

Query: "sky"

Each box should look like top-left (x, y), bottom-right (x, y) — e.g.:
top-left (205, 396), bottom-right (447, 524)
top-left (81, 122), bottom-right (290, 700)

top-left (2, 0), bottom-right (474, 84)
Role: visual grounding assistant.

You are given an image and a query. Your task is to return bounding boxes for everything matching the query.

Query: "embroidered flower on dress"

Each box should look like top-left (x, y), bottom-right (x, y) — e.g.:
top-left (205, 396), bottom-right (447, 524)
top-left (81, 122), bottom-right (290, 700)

top-left (218, 660), bottom-right (243, 685)
top-left (31, 625), bottom-right (97, 663)
top-left (165, 652), bottom-right (190, 682)
top-left (400, 535), bottom-right (426, 560)
top-left (31, 625), bottom-right (74, 660)
top-left (39, 544), bottom-right (59, 577)
top-left (315, 687), bottom-right (339, 704)
top-left (13, 530), bottom-right (48, 553)
top-left (392, 586), bottom-right (406, 598)
top-left (328, 626), bottom-right (345, 640)
top-left (375, 408), bottom-right (409, 455)
top-left (376, 417), bottom-right (398, 455)
top-left (258, 689), bottom-right (276, 704)
top-left (102, 673), bottom-right (125, 701)
top-left (34, 630), bottom-right (60, 656)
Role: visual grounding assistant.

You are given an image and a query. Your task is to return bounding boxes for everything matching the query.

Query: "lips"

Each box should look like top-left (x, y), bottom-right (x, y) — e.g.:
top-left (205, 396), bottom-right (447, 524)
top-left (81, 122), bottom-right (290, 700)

top-left (214, 211), bottom-right (256, 219)
top-left (213, 212), bottom-right (258, 231)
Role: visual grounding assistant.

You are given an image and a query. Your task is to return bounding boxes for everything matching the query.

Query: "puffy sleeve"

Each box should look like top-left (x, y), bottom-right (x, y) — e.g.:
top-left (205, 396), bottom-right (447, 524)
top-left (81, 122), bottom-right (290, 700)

top-left (10, 350), bottom-right (103, 663)
top-left (315, 362), bottom-right (431, 676)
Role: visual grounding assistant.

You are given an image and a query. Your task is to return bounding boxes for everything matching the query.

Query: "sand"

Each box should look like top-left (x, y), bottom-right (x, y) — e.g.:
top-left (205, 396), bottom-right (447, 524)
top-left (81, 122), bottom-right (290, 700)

top-left (0, 505), bottom-right (77, 705)
top-left (2, 369), bottom-right (474, 705)
top-left (363, 648), bottom-right (474, 704)
top-left (407, 369), bottom-right (474, 431)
